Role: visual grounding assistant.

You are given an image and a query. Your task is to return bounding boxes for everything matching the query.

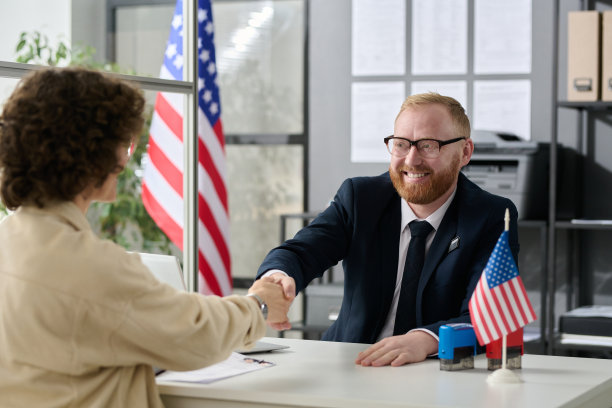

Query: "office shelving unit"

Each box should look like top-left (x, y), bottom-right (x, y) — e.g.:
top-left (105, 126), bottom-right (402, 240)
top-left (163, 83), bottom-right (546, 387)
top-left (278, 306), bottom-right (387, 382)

top-left (547, 0), bottom-right (612, 355)
top-left (519, 220), bottom-right (549, 354)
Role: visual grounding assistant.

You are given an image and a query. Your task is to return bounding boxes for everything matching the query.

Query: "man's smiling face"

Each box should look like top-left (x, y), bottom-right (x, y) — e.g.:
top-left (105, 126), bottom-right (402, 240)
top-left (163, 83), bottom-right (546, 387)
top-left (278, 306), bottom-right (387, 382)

top-left (389, 104), bottom-right (467, 205)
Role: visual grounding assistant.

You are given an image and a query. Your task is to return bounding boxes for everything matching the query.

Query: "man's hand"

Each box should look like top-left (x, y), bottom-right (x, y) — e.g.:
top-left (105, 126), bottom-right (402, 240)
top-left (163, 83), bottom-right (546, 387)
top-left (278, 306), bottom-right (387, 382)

top-left (354, 331), bottom-right (438, 367)
top-left (263, 272), bottom-right (296, 301)
top-left (248, 279), bottom-right (292, 330)
top-left (261, 273), bottom-right (296, 330)
top-left (248, 273), bottom-right (296, 331)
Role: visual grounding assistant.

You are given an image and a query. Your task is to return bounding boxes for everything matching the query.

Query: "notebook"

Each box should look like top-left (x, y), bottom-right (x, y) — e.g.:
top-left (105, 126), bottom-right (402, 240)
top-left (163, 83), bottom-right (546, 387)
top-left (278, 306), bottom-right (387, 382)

top-left (236, 340), bottom-right (290, 354)
top-left (138, 252), bottom-right (186, 292)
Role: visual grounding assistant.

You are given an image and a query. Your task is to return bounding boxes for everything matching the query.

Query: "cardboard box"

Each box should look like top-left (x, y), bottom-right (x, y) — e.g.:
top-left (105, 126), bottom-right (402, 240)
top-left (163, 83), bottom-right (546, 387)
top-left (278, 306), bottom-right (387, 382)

top-left (567, 11), bottom-right (601, 101)
top-left (602, 11), bottom-right (612, 100)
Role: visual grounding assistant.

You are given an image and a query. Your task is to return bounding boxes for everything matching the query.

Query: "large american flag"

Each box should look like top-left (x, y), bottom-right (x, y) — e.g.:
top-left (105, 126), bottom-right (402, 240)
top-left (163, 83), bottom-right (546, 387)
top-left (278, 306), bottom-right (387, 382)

top-left (142, 0), bottom-right (232, 296)
top-left (468, 231), bottom-right (536, 345)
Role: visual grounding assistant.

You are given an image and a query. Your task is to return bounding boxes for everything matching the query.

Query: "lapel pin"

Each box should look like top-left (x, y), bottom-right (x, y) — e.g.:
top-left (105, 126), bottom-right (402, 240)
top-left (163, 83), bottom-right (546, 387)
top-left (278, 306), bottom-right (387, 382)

top-left (448, 236), bottom-right (460, 253)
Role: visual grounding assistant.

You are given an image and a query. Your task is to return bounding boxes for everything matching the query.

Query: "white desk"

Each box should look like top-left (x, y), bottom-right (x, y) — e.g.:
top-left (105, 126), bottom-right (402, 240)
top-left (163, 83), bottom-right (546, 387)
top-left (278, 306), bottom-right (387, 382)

top-left (157, 337), bottom-right (612, 408)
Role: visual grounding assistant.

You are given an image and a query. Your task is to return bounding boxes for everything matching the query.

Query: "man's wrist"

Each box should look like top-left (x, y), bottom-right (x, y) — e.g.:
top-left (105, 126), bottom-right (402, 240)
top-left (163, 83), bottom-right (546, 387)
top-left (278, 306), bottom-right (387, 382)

top-left (247, 293), bottom-right (268, 319)
top-left (408, 328), bottom-right (439, 356)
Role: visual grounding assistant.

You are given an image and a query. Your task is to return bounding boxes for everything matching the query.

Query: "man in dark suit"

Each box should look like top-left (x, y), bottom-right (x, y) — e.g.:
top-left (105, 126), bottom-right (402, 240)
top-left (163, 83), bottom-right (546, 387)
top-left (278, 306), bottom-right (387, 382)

top-left (255, 93), bottom-right (519, 366)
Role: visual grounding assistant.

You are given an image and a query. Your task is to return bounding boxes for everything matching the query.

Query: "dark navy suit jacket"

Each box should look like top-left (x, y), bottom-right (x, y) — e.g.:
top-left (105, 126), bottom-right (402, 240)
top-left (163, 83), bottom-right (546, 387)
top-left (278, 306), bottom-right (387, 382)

top-left (257, 172), bottom-right (519, 344)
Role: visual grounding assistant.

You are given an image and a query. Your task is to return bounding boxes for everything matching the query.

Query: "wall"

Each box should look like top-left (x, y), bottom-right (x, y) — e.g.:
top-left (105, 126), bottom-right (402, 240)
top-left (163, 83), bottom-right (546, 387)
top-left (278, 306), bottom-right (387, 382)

top-left (71, 0), bottom-right (106, 63)
top-left (308, 0), bottom-right (554, 211)
top-left (0, 0), bottom-right (71, 61)
top-left (0, 0), bottom-right (104, 107)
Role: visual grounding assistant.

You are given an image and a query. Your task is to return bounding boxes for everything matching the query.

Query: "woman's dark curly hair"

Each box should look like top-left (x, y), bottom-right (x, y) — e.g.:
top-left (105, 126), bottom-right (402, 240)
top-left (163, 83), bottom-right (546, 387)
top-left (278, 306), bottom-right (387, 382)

top-left (0, 67), bottom-right (145, 210)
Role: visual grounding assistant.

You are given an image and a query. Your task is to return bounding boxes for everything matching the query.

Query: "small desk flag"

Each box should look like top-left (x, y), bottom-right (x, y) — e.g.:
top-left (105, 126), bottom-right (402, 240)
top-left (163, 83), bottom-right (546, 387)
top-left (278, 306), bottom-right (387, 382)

top-left (469, 231), bottom-right (536, 345)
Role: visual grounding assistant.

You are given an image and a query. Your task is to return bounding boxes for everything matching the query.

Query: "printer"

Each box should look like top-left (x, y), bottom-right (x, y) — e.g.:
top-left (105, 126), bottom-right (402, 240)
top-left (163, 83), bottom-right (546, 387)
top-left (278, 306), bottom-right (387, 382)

top-left (461, 130), bottom-right (549, 220)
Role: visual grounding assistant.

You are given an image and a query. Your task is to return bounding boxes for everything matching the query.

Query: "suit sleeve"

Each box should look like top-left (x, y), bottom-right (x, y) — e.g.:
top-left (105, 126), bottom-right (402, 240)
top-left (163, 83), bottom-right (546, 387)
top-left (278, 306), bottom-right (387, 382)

top-left (256, 179), bottom-right (356, 293)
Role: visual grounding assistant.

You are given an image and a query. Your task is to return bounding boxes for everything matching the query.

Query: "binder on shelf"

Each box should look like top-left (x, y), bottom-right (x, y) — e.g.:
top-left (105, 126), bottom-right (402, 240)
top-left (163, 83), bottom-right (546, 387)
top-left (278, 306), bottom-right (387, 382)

top-left (602, 11), bottom-right (612, 101)
top-left (567, 11), bottom-right (601, 101)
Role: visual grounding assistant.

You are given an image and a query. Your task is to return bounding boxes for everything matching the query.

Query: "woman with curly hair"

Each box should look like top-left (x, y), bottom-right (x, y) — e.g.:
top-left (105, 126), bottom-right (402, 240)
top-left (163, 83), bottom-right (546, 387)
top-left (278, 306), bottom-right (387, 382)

top-left (0, 67), bottom-right (290, 407)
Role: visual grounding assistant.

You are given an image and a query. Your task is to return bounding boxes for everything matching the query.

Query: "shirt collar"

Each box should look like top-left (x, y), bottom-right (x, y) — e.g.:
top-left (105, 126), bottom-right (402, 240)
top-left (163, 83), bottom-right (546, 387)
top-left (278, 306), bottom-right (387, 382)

top-left (401, 188), bottom-right (457, 234)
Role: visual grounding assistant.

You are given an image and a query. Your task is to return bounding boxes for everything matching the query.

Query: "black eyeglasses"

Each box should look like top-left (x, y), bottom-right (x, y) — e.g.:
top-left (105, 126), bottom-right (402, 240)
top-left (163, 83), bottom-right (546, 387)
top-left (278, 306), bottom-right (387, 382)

top-left (384, 136), bottom-right (466, 159)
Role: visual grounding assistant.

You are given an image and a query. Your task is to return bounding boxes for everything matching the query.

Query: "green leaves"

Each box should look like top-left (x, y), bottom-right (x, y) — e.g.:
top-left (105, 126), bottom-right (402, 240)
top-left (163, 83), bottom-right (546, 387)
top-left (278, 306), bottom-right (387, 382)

top-left (15, 31), bottom-right (66, 66)
top-left (11, 31), bottom-right (176, 255)
top-left (14, 31), bottom-right (129, 73)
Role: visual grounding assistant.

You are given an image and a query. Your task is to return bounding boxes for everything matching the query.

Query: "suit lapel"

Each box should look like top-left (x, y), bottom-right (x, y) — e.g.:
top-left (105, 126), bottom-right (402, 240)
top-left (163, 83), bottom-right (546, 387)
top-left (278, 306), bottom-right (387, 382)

top-left (372, 194), bottom-right (401, 340)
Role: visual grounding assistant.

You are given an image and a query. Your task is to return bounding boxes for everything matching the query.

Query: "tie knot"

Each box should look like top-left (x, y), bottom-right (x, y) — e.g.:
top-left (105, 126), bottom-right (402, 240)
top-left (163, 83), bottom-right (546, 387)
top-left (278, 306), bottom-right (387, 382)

top-left (409, 220), bottom-right (433, 238)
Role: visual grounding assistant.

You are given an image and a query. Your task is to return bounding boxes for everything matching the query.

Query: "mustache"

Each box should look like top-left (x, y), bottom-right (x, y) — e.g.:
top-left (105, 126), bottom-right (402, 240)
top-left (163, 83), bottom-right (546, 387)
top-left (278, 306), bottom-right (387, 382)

top-left (397, 165), bottom-right (432, 173)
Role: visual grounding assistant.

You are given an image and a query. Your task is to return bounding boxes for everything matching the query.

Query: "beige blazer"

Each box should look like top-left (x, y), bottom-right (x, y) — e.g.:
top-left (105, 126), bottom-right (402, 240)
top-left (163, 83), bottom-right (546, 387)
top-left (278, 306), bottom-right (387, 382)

top-left (0, 202), bottom-right (265, 407)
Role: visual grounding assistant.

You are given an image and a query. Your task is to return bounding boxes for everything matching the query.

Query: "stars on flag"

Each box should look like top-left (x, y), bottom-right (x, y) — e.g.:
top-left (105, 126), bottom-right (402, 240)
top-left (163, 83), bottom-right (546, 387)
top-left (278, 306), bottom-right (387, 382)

top-left (203, 90), bottom-right (212, 103)
top-left (162, 5), bottom-right (219, 125)
top-left (171, 14), bottom-right (182, 30)
top-left (200, 49), bottom-right (210, 63)
top-left (485, 236), bottom-right (519, 289)
top-left (205, 21), bottom-right (214, 35)
top-left (198, 8), bottom-right (208, 23)
top-left (209, 102), bottom-right (219, 115)
top-left (165, 43), bottom-right (177, 59)
top-left (207, 61), bottom-right (216, 76)
top-left (173, 54), bottom-right (184, 70)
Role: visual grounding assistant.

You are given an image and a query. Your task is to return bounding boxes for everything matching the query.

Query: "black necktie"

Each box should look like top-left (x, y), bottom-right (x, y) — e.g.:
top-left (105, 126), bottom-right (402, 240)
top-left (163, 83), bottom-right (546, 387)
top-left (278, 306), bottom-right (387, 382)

top-left (393, 220), bottom-right (433, 335)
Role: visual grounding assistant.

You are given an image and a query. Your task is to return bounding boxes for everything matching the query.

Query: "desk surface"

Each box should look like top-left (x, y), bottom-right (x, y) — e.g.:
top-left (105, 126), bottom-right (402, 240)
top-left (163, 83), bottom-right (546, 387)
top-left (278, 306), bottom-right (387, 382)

top-left (158, 337), bottom-right (612, 408)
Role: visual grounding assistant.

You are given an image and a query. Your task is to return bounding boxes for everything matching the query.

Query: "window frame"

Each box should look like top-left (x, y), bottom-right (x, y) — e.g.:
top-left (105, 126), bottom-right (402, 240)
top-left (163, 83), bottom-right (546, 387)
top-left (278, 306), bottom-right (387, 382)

top-left (0, 0), bottom-right (308, 292)
top-left (107, 0), bottom-right (308, 289)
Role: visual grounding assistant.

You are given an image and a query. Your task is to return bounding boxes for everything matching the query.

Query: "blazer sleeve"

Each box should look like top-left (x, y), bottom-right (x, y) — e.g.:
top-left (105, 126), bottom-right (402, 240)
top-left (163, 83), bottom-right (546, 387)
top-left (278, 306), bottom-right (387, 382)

top-left (256, 178), bottom-right (356, 293)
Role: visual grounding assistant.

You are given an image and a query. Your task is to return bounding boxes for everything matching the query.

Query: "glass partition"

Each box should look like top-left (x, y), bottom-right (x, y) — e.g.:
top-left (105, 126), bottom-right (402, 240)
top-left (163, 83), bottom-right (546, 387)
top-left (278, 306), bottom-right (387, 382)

top-left (227, 144), bottom-right (303, 279)
top-left (86, 89), bottom-right (183, 262)
top-left (215, 0), bottom-right (304, 135)
top-left (0, 0), bottom-right (306, 290)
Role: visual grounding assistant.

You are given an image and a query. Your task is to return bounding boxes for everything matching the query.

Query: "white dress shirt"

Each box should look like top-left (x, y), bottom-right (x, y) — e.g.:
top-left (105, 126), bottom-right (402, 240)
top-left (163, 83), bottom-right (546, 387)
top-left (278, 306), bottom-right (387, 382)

top-left (376, 188), bottom-right (456, 342)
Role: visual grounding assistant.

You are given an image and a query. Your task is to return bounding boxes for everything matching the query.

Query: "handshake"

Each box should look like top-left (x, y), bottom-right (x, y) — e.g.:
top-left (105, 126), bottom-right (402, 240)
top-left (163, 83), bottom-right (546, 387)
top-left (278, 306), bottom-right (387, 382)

top-left (247, 273), bottom-right (296, 331)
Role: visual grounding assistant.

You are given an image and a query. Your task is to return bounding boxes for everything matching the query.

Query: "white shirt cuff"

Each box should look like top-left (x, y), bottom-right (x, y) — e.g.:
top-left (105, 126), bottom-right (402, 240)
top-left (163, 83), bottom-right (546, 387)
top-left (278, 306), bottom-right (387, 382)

top-left (408, 328), bottom-right (439, 357)
top-left (261, 269), bottom-right (288, 278)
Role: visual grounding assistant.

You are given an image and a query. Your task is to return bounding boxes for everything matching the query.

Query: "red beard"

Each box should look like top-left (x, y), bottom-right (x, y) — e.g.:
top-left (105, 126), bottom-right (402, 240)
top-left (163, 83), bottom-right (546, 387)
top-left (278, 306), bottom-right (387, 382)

top-left (389, 155), bottom-right (461, 205)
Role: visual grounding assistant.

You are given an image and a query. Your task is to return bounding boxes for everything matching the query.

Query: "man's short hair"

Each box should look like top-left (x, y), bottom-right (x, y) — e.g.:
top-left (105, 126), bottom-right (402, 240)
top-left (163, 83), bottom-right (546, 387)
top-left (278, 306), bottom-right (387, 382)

top-left (0, 67), bottom-right (145, 209)
top-left (397, 93), bottom-right (471, 139)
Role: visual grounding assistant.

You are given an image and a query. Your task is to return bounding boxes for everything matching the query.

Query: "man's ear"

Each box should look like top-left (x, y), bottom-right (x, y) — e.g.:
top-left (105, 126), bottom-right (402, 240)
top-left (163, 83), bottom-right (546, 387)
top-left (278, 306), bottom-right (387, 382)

top-left (461, 138), bottom-right (474, 167)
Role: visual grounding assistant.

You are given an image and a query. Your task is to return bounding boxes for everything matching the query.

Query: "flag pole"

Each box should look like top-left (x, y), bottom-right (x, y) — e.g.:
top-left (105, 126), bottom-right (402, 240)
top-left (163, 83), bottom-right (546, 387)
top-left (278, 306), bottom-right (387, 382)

top-left (501, 209), bottom-right (509, 371)
top-left (487, 208), bottom-right (522, 384)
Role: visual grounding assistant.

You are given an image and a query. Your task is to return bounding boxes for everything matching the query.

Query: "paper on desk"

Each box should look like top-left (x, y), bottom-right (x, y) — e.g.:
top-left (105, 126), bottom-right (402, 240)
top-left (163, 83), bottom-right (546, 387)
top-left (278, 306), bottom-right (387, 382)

top-left (156, 352), bottom-right (274, 384)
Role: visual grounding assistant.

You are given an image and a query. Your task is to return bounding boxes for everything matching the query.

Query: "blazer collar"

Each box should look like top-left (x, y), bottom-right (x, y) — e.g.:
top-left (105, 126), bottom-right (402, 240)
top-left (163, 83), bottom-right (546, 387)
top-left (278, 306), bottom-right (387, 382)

top-left (20, 201), bottom-right (91, 233)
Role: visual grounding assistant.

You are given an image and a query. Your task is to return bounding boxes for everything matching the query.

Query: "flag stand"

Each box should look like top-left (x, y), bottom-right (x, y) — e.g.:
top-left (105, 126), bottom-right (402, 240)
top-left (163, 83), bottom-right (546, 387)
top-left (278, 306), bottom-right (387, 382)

top-left (486, 334), bottom-right (522, 384)
top-left (486, 209), bottom-right (522, 385)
